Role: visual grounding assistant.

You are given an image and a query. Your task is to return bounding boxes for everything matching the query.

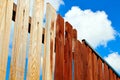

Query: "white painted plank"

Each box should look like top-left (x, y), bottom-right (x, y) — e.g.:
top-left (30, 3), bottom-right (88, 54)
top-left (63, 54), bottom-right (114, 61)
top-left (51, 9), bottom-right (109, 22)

top-left (27, 0), bottom-right (44, 80)
top-left (42, 3), bottom-right (57, 80)
top-left (0, 0), bottom-right (13, 80)
top-left (9, 0), bottom-right (30, 80)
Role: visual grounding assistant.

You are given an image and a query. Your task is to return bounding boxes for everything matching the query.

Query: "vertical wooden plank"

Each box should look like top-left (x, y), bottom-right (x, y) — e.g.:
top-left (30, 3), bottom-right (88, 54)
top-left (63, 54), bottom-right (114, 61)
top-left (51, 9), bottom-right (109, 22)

top-left (104, 63), bottom-right (109, 80)
top-left (64, 22), bottom-right (72, 80)
top-left (27, 0), bottom-right (44, 80)
top-left (113, 72), bottom-right (117, 80)
top-left (81, 43), bottom-right (88, 80)
top-left (87, 47), bottom-right (93, 80)
top-left (93, 53), bottom-right (98, 80)
top-left (9, 0), bottom-right (30, 80)
top-left (72, 29), bottom-right (79, 80)
top-left (98, 58), bottom-right (103, 80)
top-left (109, 69), bottom-right (114, 80)
top-left (42, 3), bottom-right (57, 80)
top-left (82, 41), bottom-right (93, 80)
top-left (77, 41), bottom-right (84, 80)
top-left (0, 0), bottom-right (13, 79)
top-left (54, 14), bottom-right (64, 80)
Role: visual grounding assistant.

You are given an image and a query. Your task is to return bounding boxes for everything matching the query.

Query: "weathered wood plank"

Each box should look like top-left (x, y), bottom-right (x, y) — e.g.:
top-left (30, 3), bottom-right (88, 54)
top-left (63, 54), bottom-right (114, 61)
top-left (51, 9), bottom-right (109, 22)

top-left (93, 52), bottom-right (98, 80)
top-left (54, 14), bottom-right (64, 80)
top-left (64, 22), bottom-right (72, 80)
top-left (98, 58), bottom-right (103, 80)
top-left (27, 0), bottom-right (44, 80)
top-left (42, 3), bottom-right (57, 80)
top-left (104, 63), bottom-right (109, 80)
top-left (0, 0), bottom-right (13, 79)
top-left (9, 0), bottom-right (30, 80)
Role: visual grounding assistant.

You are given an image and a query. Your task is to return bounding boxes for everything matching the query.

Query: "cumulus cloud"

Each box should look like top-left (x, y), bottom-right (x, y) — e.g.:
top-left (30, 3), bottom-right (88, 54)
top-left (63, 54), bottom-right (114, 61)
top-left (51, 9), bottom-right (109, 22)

top-left (64, 6), bottom-right (116, 48)
top-left (104, 52), bottom-right (120, 73)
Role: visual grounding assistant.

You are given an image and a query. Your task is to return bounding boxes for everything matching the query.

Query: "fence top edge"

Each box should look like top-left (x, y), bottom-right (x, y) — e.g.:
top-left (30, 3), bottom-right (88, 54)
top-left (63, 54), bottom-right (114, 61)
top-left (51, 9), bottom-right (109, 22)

top-left (82, 39), bottom-right (120, 78)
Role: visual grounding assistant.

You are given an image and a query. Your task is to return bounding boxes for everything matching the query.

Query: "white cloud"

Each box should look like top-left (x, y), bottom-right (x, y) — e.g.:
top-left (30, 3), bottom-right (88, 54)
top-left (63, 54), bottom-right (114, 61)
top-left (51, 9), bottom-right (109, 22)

top-left (64, 6), bottom-right (116, 48)
top-left (104, 52), bottom-right (120, 73)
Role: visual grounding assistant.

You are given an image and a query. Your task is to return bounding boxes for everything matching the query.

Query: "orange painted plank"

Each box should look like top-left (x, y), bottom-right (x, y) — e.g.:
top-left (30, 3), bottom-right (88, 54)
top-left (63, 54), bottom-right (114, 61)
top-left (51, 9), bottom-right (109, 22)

top-left (98, 58), bottom-right (103, 80)
top-left (104, 63), bottom-right (109, 80)
top-left (87, 47), bottom-right (93, 80)
top-left (109, 69), bottom-right (114, 80)
top-left (77, 41), bottom-right (84, 80)
top-left (93, 52), bottom-right (98, 80)
top-left (64, 22), bottom-right (73, 80)
top-left (117, 77), bottom-right (120, 80)
top-left (54, 14), bottom-right (64, 80)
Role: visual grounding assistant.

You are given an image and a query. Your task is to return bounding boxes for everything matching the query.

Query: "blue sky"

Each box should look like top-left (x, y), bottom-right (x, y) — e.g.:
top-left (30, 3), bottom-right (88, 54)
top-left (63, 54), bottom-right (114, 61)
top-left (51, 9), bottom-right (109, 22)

top-left (6, 0), bottom-right (120, 79)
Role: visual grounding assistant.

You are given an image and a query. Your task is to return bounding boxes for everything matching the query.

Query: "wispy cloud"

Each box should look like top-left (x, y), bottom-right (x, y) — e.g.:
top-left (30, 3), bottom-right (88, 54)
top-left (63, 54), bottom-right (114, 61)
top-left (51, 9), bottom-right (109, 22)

top-left (104, 52), bottom-right (120, 74)
top-left (64, 6), bottom-right (116, 48)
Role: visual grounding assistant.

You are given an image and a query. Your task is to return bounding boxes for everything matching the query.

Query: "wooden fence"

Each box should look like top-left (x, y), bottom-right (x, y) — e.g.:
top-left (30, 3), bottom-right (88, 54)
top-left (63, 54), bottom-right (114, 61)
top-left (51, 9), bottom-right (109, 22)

top-left (0, 0), bottom-right (120, 80)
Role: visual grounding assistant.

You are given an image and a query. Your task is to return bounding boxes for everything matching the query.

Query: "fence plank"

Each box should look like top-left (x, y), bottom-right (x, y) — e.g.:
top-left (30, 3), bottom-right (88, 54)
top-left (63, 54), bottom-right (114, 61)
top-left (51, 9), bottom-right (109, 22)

top-left (0, 0), bottom-right (13, 79)
top-left (78, 41), bottom-right (84, 80)
top-left (109, 69), bottom-right (114, 80)
top-left (42, 3), bottom-right (57, 80)
top-left (9, 0), bottom-right (30, 80)
top-left (117, 77), bottom-right (120, 80)
top-left (54, 14), bottom-right (64, 80)
top-left (98, 58), bottom-right (103, 80)
top-left (27, 0), bottom-right (44, 80)
top-left (104, 63), bottom-right (109, 80)
top-left (87, 47), bottom-right (93, 80)
top-left (64, 22), bottom-right (72, 80)
top-left (93, 52), bottom-right (98, 80)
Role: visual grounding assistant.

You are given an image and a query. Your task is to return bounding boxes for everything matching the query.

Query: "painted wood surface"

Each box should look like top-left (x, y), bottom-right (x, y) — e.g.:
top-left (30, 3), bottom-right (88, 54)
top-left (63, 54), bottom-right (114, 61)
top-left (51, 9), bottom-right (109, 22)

top-left (64, 22), bottom-right (73, 80)
top-left (54, 14), bottom-right (64, 80)
top-left (109, 69), bottom-right (114, 80)
top-left (98, 58), bottom-right (103, 80)
top-left (104, 63), bottom-right (109, 80)
top-left (93, 52), bottom-right (98, 80)
top-left (42, 3), bottom-right (57, 80)
top-left (27, 0), bottom-right (44, 80)
top-left (0, 0), bottom-right (13, 80)
top-left (9, 0), bottom-right (30, 80)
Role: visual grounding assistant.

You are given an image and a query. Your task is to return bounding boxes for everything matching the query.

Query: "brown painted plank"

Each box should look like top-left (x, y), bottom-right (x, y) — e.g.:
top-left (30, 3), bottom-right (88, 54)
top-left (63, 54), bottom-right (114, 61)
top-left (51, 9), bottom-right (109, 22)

top-left (82, 41), bottom-right (93, 80)
top-left (113, 72), bottom-right (117, 80)
top-left (27, 0), bottom-right (44, 80)
top-left (104, 63), bottom-right (109, 80)
top-left (0, 0), bottom-right (13, 79)
top-left (72, 29), bottom-right (79, 80)
top-left (98, 58), bottom-right (103, 80)
top-left (54, 14), bottom-right (64, 80)
top-left (9, 0), bottom-right (30, 80)
top-left (109, 68), bottom-right (114, 80)
top-left (77, 41), bottom-right (84, 80)
top-left (42, 3), bottom-right (57, 80)
top-left (87, 47), bottom-right (93, 80)
top-left (64, 22), bottom-right (73, 80)
top-left (92, 52), bottom-right (98, 80)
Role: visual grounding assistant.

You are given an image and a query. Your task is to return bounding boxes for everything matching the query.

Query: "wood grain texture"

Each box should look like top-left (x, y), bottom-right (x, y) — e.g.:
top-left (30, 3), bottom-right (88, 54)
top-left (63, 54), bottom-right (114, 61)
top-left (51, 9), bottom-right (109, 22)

top-left (87, 47), bottom-right (93, 80)
top-left (93, 52), bottom-right (98, 80)
top-left (27, 0), bottom-right (44, 80)
top-left (54, 14), bottom-right (64, 80)
top-left (64, 22), bottom-right (73, 80)
top-left (98, 58), bottom-right (103, 80)
top-left (104, 63), bottom-right (109, 80)
top-left (9, 0), bottom-right (30, 80)
top-left (0, 0), bottom-right (13, 80)
top-left (42, 3), bottom-right (57, 80)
